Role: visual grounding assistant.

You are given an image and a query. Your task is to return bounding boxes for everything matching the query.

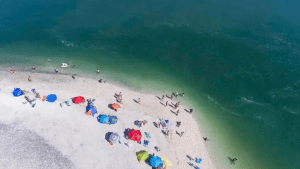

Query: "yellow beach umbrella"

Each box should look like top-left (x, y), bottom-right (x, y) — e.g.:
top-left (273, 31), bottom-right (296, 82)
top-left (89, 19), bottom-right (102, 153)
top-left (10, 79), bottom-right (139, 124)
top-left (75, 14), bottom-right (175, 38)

top-left (162, 156), bottom-right (172, 167)
top-left (137, 151), bottom-right (149, 162)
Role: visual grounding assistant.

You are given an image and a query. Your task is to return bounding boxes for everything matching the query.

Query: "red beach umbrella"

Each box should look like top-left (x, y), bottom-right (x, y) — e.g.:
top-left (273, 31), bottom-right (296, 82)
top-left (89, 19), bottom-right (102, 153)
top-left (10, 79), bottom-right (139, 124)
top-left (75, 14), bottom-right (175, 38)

top-left (128, 129), bottom-right (142, 142)
top-left (74, 96), bottom-right (85, 104)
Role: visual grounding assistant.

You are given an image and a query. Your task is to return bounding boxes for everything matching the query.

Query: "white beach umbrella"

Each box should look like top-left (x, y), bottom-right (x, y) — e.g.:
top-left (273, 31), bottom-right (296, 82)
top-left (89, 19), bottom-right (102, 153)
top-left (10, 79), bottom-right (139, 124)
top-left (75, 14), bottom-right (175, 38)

top-left (109, 133), bottom-right (120, 143)
top-left (161, 119), bottom-right (172, 130)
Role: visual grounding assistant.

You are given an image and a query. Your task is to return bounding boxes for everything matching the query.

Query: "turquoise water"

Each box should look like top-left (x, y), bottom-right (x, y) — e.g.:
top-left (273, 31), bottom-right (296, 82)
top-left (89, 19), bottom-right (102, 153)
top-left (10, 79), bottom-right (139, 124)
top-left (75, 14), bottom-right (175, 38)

top-left (1, 0), bottom-right (300, 168)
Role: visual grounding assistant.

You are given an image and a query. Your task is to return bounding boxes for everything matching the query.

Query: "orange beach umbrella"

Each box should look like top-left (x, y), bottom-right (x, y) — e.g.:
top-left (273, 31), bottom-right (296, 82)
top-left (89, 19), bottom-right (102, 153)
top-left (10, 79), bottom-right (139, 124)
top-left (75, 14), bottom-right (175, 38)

top-left (112, 103), bottom-right (120, 109)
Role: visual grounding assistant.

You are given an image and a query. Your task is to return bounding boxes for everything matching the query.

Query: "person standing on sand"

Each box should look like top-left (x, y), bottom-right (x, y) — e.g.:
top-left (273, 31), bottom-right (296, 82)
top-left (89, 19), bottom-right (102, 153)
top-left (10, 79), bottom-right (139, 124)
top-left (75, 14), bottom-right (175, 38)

top-left (179, 132), bottom-right (184, 137)
top-left (175, 91), bottom-right (179, 98)
top-left (170, 94), bottom-right (174, 100)
top-left (232, 158), bottom-right (237, 164)
top-left (28, 76), bottom-right (32, 82)
top-left (165, 101), bottom-right (168, 107)
top-left (119, 92), bottom-right (122, 99)
top-left (137, 98), bottom-right (141, 105)
top-left (161, 95), bottom-right (164, 101)
top-left (32, 65), bottom-right (36, 70)
top-left (176, 110), bottom-right (179, 116)
top-left (203, 137), bottom-right (209, 141)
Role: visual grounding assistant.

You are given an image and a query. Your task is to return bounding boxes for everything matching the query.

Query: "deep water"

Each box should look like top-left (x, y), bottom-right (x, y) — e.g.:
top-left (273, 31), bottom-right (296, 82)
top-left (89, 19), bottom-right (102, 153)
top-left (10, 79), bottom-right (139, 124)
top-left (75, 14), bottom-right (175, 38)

top-left (1, 0), bottom-right (300, 168)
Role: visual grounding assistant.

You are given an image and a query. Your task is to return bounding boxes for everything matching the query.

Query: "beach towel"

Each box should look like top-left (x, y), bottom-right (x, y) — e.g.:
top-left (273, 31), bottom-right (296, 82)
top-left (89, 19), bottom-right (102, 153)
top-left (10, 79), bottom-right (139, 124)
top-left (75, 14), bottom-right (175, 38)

top-left (42, 96), bottom-right (46, 101)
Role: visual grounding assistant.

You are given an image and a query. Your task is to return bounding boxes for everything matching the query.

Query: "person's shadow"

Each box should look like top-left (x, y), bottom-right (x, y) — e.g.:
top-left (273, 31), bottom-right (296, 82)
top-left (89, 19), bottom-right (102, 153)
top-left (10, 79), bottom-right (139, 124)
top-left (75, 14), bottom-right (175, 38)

top-left (133, 99), bottom-right (139, 103)
top-left (227, 157), bottom-right (234, 165)
top-left (184, 109), bottom-right (191, 113)
top-left (153, 122), bottom-right (158, 128)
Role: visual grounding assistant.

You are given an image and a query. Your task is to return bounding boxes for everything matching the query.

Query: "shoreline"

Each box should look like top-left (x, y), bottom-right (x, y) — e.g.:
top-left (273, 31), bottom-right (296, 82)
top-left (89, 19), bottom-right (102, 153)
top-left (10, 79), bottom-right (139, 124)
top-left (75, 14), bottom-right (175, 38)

top-left (0, 69), bottom-right (216, 169)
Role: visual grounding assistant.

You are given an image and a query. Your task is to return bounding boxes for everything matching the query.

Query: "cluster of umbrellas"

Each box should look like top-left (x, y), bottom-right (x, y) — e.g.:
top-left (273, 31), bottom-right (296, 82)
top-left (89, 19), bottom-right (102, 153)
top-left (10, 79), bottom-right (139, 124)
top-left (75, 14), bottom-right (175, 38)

top-left (137, 151), bottom-right (172, 168)
top-left (12, 88), bottom-right (57, 102)
top-left (98, 115), bottom-right (118, 124)
top-left (13, 88), bottom-right (172, 168)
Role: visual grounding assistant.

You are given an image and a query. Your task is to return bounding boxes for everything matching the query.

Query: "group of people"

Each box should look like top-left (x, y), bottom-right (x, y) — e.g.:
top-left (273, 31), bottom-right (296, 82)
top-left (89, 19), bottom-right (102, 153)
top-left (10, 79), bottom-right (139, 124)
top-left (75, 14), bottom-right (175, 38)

top-left (25, 64), bottom-right (104, 83)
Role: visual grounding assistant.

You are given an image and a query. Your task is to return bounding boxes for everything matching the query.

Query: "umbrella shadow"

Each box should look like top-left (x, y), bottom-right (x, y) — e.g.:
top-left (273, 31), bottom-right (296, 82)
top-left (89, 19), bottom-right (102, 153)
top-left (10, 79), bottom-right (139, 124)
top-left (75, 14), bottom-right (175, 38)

top-left (70, 97), bottom-right (75, 103)
top-left (105, 132), bottom-right (113, 142)
top-left (108, 104), bottom-right (113, 110)
top-left (134, 120), bottom-right (140, 127)
top-left (123, 128), bottom-right (131, 139)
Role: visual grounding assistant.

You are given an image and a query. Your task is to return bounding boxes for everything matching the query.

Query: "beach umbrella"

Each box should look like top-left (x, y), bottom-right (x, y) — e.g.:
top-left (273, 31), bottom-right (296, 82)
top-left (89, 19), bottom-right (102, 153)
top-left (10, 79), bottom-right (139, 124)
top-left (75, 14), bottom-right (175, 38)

top-left (112, 103), bottom-right (120, 109)
top-left (109, 116), bottom-right (118, 124)
top-left (86, 104), bottom-right (97, 116)
top-left (162, 156), bottom-right (173, 167)
top-left (12, 88), bottom-right (24, 97)
top-left (137, 151), bottom-right (149, 162)
top-left (46, 94), bottom-right (57, 102)
top-left (74, 96), bottom-right (85, 104)
top-left (98, 115), bottom-right (109, 123)
top-left (128, 129), bottom-right (142, 142)
top-left (161, 119), bottom-right (172, 130)
top-left (109, 133), bottom-right (120, 143)
top-left (150, 156), bottom-right (162, 168)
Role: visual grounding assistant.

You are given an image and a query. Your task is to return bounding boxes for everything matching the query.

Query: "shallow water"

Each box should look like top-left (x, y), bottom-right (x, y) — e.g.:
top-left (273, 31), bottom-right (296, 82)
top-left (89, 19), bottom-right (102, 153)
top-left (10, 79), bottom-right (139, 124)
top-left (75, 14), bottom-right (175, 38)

top-left (1, 0), bottom-right (300, 168)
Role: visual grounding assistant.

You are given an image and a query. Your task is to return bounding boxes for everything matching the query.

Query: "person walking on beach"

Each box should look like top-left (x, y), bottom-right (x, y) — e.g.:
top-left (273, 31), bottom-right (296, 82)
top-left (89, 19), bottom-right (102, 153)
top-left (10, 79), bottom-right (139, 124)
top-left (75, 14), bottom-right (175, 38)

top-left (203, 137), bottom-right (209, 141)
top-left (190, 109), bottom-right (193, 114)
top-left (170, 94), bottom-right (174, 100)
top-left (161, 95), bottom-right (164, 101)
top-left (176, 110), bottom-right (180, 116)
top-left (119, 92), bottom-right (122, 99)
top-left (232, 158), bottom-right (237, 164)
top-left (72, 74), bottom-right (76, 79)
top-left (179, 132), bottom-right (184, 137)
top-left (55, 69), bottom-right (58, 73)
top-left (98, 79), bottom-right (103, 83)
top-left (165, 101), bottom-right (168, 107)
top-left (137, 98), bottom-right (141, 105)
top-left (176, 121), bottom-right (181, 127)
top-left (97, 69), bottom-right (100, 73)
top-left (32, 65), bottom-right (36, 70)
top-left (175, 91), bottom-right (179, 98)
top-left (28, 76), bottom-right (32, 82)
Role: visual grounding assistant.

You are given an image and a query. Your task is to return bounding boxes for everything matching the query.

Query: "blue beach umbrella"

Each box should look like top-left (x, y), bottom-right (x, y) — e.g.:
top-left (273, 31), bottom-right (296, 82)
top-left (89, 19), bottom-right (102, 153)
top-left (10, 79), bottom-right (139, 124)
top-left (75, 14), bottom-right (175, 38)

top-left (12, 88), bottom-right (24, 97)
top-left (47, 94), bottom-right (57, 102)
top-left (150, 156), bottom-right (162, 168)
top-left (109, 116), bottom-right (118, 124)
top-left (98, 115), bottom-right (109, 123)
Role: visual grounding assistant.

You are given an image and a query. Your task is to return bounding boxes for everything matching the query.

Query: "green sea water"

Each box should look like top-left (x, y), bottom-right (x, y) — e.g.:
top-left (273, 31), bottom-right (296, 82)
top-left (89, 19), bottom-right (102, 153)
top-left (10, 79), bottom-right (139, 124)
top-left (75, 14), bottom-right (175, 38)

top-left (1, 0), bottom-right (300, 168)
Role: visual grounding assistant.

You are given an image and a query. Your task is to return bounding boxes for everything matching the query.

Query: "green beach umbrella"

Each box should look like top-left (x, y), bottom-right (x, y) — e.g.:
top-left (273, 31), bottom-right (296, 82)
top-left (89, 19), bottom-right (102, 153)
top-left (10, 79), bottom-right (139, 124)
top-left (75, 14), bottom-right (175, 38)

top-left (137, 151), bottom-right (149, 162)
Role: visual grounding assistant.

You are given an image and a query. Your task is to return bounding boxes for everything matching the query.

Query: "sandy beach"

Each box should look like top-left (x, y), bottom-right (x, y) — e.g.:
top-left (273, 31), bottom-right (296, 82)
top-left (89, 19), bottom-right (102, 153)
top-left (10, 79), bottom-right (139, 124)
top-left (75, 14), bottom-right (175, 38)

top-left (0, 70), bottom-right (215, 169)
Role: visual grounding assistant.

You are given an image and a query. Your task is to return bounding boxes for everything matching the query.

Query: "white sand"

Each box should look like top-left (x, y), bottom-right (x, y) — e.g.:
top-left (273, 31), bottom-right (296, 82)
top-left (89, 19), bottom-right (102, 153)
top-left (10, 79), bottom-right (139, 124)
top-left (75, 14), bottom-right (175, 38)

top-left (0, 71), bottom-right (215, 169)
